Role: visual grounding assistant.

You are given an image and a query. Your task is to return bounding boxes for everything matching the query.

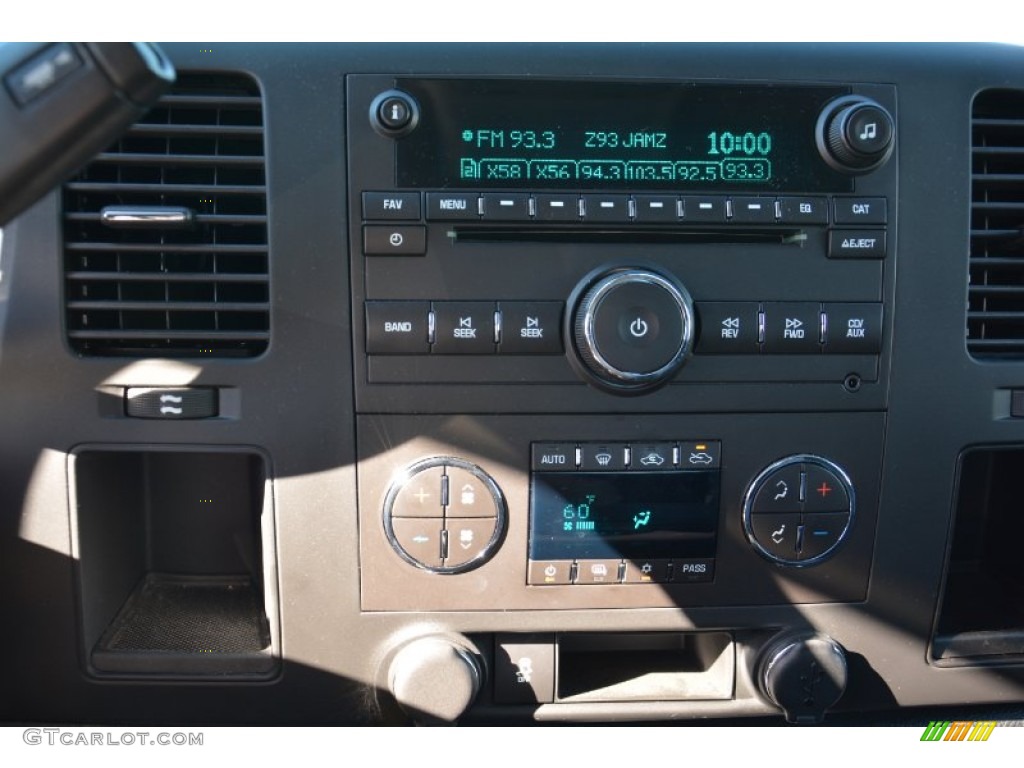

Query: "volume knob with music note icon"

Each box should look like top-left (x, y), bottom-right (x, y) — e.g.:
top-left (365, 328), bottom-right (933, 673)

top-left (817, 96), bottom-right (895, 174)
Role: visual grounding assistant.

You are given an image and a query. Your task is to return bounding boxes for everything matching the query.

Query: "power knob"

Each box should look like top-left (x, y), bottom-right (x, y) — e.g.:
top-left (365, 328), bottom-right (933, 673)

top-left (816, 96), bottom-right (894, 174)
top-left (387, 635), bottom-right (483, 725)
top-left (569, 268), bottom-right (694, 394)
top-left (758, 632), bottom-right (848, 724)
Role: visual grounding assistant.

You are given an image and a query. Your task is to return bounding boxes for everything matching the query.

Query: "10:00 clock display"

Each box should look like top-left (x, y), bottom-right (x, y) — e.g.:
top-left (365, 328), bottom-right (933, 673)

top-left (457, 128), bottom-right (773, 184)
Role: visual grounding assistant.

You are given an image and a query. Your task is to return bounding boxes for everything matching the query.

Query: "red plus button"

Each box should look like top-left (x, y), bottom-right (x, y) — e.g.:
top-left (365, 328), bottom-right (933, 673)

top-left (803, 465), bottom-right (850, 513)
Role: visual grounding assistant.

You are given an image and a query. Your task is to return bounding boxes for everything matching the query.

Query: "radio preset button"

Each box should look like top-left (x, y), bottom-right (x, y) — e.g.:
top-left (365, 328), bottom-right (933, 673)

top-left (580, 443), bottom-right (628, 471)
top-left (833, 197), bottom-right (887, 225)
top-left (696, 301), bottom-right (761, 355)
top-left (574, 559), bottom-right (623, 584)
top-left (498, 301), bottom-right (563, 355)
top-left (823, 303), bottom-right (882, 354)
top-left (778, 197), bottom-right (829, 224)
top-left (633, 195), bottom-right (679, 223)
top-left (531, 443), bottom-right (577, 472)
top-left (534, 194), bottom-right (580, 221)
top-left (763, 302), bottom-right (822, 354)
top-left (730, 197), bottom-right (777, 223)
top-left (481, 193), bottom-right (531, 221)
top-left (363, 225), bottom-right (426, 256)
top-left (362, 191), bottom-right (421, 221)
top-left (828, 229), bottom-right (886, 259)
top-left (432, 301), bottom-right (496, 354)
top-left (629, 443), bottom-right (675, 470)
top-left (623, 559), bottom-right (672, 583)
top-left (366, 301), bottom-right (430, 355)
top-left (682, 196), bottom-right (727, 222)
top-left (582, 194), bottom-right (631, 222)
top-left (426, 192), bottom-right (480, 220)
top-left (750, 513), bottom-right (801, 561)
top-left (528, 560), bottom-right (573, 585)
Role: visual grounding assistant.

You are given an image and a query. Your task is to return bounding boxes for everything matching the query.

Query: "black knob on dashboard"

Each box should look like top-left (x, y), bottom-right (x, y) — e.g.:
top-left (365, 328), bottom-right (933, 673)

top-left (388, 635), bottom-right (483, 725)
top-left (570, 268), bottom-right (694, 394)
top-left (817, 96), bottom-right (894, 174)
top-left (758, 632), bottom-right (848, 724)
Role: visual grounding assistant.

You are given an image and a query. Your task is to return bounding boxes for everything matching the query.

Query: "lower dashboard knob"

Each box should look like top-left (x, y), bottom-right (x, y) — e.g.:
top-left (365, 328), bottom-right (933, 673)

top-left (388, 635), bottom-right (483, 725)
top-left (570, 268), bottom-right (694, 394)
top-left (759, 632), bottom-right (847, 724)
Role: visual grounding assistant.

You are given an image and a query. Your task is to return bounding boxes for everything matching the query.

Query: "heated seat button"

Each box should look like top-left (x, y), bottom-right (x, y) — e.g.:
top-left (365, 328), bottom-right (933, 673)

top-left (749, 513), bottom-right (801, 561)
top-left (696, 302), bottom-right (761, 354)
top-left (751, 464), bottom-right (804, 514)
top-left (365, 301), bottom-right (430, 354)
top-left (498, 302), bottom-right (563, 355)
top-left (432, 301), bottom-right (496, 354)
top-left (823, 303), bottom-right (883, 355)
top-left (763, 302), bottom-right (822, 354)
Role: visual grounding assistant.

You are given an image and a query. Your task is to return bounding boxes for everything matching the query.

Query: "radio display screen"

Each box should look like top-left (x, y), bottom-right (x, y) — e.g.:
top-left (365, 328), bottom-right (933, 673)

top-left (529, 471), bottom-right (719, 561)
top-left (395, 79), bottom-right (852, 192)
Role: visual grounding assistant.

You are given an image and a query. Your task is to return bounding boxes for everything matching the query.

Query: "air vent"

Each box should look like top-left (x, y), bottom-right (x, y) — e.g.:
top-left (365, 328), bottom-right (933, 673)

top-left (63, 72), bottom-right (269, 357)
top-left (968, 89), bottom-right (1024, 358)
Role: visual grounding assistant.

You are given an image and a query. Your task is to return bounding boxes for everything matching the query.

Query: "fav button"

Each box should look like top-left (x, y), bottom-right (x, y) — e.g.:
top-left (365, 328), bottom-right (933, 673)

top-left (362, 191), bottom-right (421, 220)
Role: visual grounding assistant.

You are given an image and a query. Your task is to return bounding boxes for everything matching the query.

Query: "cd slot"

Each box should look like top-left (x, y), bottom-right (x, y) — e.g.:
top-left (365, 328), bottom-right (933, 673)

top-left (449, 226), bottom-right (806, 246)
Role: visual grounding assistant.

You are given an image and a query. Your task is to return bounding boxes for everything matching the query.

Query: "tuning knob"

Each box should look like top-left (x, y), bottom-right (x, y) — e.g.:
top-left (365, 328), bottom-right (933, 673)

top-left (817, 96), bottom-right (894, 174)
top-left (758, 632), bottom-right (847, 724)
top-left (570, 268), bottom-right (694, 394)
top-left (388, 635), bottom-right (482, 724)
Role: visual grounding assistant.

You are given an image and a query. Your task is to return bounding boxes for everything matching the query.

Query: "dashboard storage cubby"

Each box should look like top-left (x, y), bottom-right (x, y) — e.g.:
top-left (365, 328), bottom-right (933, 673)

top-left (70, 448), bottom-right (279, 678)
top-left (933, 447), bottom-right (1024, 662)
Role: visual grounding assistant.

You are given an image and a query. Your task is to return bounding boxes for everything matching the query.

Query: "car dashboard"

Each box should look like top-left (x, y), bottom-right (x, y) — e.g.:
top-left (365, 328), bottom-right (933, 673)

top-left (2, 41), bottom-right (1024, 725)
